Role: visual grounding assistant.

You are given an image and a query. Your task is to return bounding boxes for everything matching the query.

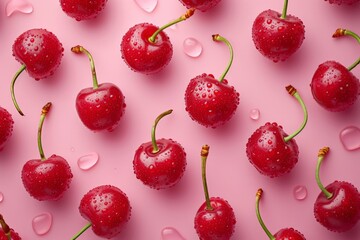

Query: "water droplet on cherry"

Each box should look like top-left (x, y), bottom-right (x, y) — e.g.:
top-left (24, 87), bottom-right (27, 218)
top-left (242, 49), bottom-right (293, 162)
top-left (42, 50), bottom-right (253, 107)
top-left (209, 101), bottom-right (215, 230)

top-left (5, 0), bottom-right (33, 17)
top-left (134, 0), bottom-right (158, 13)
top-left (161, 227), bottom-right (186, 240)
top-left (0, 192), bottom-right (4, 203)
top-left (183, 37), bottom-right (203, 58)
top-left (293, 185), bottom-right (307, 201)
top-left (249, 108), bottom-right (260, 120)
top-left (77, 152), bottom-right (99, 170)
top-left (339, 126), bottom-right (360, 151)
top-left (32, 212), bottom-right (52, 236)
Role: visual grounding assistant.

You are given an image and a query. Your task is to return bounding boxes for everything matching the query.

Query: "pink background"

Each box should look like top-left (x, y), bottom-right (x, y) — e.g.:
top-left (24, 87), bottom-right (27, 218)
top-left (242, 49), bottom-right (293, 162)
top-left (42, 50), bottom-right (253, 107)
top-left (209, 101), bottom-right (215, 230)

top-left (1, 0), bottom-right (360, 239)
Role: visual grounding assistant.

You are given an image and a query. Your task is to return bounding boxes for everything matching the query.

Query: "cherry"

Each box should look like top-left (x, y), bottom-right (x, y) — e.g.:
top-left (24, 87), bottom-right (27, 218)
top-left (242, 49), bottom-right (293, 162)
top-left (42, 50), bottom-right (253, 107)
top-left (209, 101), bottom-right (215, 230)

top-left (194, 145), bottom-right (236, 240)
top-left (310, 28), bottom-right (360, 112)
top-left (71, 185), bottom-right (131, 239)
top-left (325, 0), bottom-right (360, 4)
top-left (72, 45), bottom-right (126, 132)
top-left (252, 0), bottom-right (305, 62)
top-left (0, 214), bottom-right (21, 240)
top-left (11, 28), bottom-right (64, 116)
top-left (133, 109), bottom-right (187, 190)
top-left (178, 0), bottom-right (222, 11)
top-left (120, 8), bottom-right (195, 74)
top-left (59, 0), bottom-right (108, 21)
top-left (255, 189), bottom-right (306, 240)
top-left (21, 103), bottom-right (73, 201)
top-left (314, 147), bottom-right (360, 232)
top-left (246, 86), bottom-right (308, 178)
top-left (0, 107), bottom-right (14, 151)
top-left (185, 34), bottom-right (239, 128)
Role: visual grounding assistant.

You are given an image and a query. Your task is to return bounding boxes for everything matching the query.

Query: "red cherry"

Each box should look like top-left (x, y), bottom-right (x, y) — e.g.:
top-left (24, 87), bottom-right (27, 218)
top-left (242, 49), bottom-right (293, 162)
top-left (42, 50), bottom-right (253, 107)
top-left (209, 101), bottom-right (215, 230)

top-left (194, 145), bottom-right (236, 240)
top-left (325, 0), bottom-right (360, 4)
top-left (314, 147), bottom-right (360, 232)
top-left (0, 107), bottom-right (14, 151)
top-left (255, 189), bottom-right (306, 240)
top-left (185, 34), bottom-right (239, 128)
top-left (246, 86), bottom-right (308, 178)
top-left (252, 0), bottom-right (305, 62)
top-left (11, 29), bottom-right (63, 115)
top-left (21, 103), bottom-right (73, 201)
top-left (179, 0), bottom-right (222, 11)
top-left (0, 214), bottom-right (21, 240)
top-left (133, 110), bottom-right (187, 190)
top-left (121, 9), bottom-right (195, 74)
top-left (72, 45), bottom-right (126, 132)
top-left (59, 0), bottom-right (108, 21)
top-left (73, 185), bottom-right (131, 239)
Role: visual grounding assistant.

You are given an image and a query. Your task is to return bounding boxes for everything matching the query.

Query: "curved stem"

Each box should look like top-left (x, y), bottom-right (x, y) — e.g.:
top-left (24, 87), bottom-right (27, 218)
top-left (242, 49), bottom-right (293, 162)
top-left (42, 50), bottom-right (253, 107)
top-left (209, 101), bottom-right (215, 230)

top-left (10, 64), bottom-right (26, 116)
top-left (0, 214), bottom-right (11, 240)
top-left (71, 222), bottom-right (92, 240)
top-left (316, 147), bottom-right (333, 199)
top-left (38, 102), bottom-right (52, 161)
top-left (151, 109), bottom-right (173, 153)
top-left (284, 85), bottom-right (308, 143)
top-left (281, 0), bottom-right (289, 19)
top-left (148, 8), bottom-right (195, 43)
top-left (255, 189), bottom-right (275, 240)
top-left (71, 45), bottom-right (99, 89)
top-left (201, 145), bottom-right (213, 210)
top-left (212, 34), bottom-right (234, 83)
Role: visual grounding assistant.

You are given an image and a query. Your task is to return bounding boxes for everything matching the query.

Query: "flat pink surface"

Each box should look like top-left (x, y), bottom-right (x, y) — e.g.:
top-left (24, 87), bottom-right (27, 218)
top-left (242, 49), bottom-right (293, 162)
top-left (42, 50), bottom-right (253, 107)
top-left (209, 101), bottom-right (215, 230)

top-left (1, 0), bottom-right (360, 239)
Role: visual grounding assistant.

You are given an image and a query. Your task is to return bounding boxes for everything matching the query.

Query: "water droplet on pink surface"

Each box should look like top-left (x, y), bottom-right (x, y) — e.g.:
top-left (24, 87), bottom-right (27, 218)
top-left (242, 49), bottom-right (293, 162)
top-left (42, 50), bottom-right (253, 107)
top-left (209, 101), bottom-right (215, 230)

top-left (5, 0), bottom-right (33, 17)
top-left (183, 37), bottom-right (203, 58)
top-left (70, 147), bottom-right (75, 152)
top-left (77, 152), bottom-right (99, 170)
top-left (161, 227), bottom-right (186, 240)
top-left (0, 192), bottom-right (4, 203)
top-left (249, 108), bottom-right (260, 120)
top-left (32, 212), bottom-right (52, 236)
top-left (293, 185), bottom-right (307, 201)
top-left (134, 0), bottom-right (158, 13)
top-left (339, 126), bottom-right (360, 151)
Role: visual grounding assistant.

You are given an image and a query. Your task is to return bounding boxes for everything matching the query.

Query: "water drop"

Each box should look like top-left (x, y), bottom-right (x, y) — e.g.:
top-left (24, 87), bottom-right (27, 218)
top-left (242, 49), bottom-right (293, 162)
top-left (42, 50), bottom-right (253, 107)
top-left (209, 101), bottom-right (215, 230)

top-left (249, 108), bottom-right (260, 120)
top-left (70, 147), bottom-right (75, 152)
top-left (161, 227), bottom-right (186, 240)
top-left (134, 0), bottom-right (158, 13)
top-left (293, 185), bottom-right (307, 201)
top-left (5, 0), bottom-right (33, 17)
top-left (183, 37), bottom-right (203, 58)
top-left (32, 212), bottom-right (52, 236)
top-left (0, 192), bottom-right (4, 203)
top-left (339, 126), bottom-right (360, 151)
top-left (77, 152), bottom-right (99, 170)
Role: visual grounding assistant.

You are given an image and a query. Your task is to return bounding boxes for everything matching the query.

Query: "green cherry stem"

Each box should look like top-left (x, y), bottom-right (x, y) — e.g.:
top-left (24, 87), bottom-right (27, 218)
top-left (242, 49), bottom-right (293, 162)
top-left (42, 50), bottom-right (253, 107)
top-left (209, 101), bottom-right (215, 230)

top-left (151, 109), bottom-right (173, 153)
top-left (212, 34), bottom-right (234, 83)
top-left (201, 145), bottom-right (213, 210)
top-left (71, 45), bottom-right (99, 89)
top-left (10, 64), bottom-right (26, 116)
top-left (148, 8), bottom-right (195, 43)
top-left (281, 0), bottom-right (289, 19)
top-left (38, 102), bottom-right (52, 161)
top-left (284, 85), bottom-right (308, 143)
top-left (315, 147), bottom-right (333, 199)
top-left (255, 189), bottom-right (275, 240)
top-left (0, 214), bottom-right (12, 240)
top-left (71, 222), bottom-right (92, 240)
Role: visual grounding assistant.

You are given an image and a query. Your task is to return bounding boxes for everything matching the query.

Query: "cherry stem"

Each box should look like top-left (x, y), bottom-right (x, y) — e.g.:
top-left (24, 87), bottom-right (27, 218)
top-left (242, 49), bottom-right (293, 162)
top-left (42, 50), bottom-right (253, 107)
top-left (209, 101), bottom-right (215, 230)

top-left (281, 0), bottom-right (289, 19)
top-left (38, 102), bottom-right (51, 161)
top-left (255, 189), bottom-right (275, 240)
top-left (10, 64), bottom-right (26, 116)
top-left (148, 8), bottom-right (195, 43)
top-left (315, 147), bottom-right (333, 199)
top-left (0, 214), bottom-right (12, 240)
top-left (283, 85), bottom-right (308, 143)
top-left (71, 222), bottom-right (92, 240)
top-left (151, 109), bottom-right (173, 153)
top-left (200, 145), bottom-right (213, 210)
top-left (212, 34), bottom-right (234, 83)
top-left (71, 45), bottom-right (99, 89)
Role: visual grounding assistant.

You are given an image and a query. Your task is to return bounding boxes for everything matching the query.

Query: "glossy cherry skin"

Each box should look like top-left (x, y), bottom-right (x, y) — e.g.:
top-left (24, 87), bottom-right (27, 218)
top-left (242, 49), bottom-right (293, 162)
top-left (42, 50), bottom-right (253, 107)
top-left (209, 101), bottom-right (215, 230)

top-left (252, 10), bottom-right (305, 62)
top-left (0, 229), bottom-right (21, 240)
top-left (325, 0), bottom-right (360, 4)
top-left (0, 107), bottom-right (14, 151)
top-left (12, 29), bottom-right (63, 80)
top-left (133, 138), bottom-right (186, 190)
top-left (76, 83), bottom-right (126, 132)
top-left (310, 61), bottom-right (359, 112)
top-left (185, 74), bottom-right (239, 128)
top-left (178, 0), bottom-right (222, 11)
top-left (60, 0), bottom-right (108, 21)
top-left (120, 23), bottom-right (173, 74)
top-left (21, 155), bottom-right (73, 201)
top-left (274, 228), bottom-right (306, 240)
top-left (246, 122), bottom-right (299, 178)
top-left (314, 181), bottom-right (360, 232)
top-left (194, 197), bottom-right (236, 240)
top-left (79, 185), bottom-right (131, 238)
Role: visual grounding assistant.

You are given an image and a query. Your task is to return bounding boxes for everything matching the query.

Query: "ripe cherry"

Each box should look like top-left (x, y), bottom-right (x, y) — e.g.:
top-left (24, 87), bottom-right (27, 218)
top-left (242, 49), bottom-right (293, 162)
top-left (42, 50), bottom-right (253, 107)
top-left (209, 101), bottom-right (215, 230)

top-left (59, 0), bottom-right (108, 21)
top-left (246, 86), bottom-right (308, 178)
top-left (325, 0), bottom-right (360, 4)
top-left (0, 214), bottom-right (21, 240)
top-left (0, 107), bottom-right (14, 151)
top-left (178, 0), bottom-right (222, 11)
top-left (133, 109), bottom-right (187, 190)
